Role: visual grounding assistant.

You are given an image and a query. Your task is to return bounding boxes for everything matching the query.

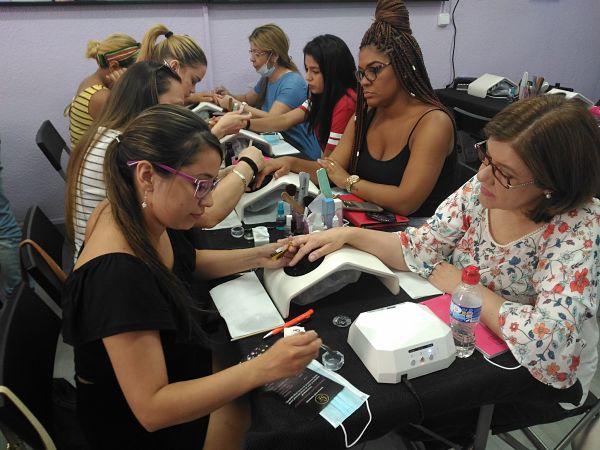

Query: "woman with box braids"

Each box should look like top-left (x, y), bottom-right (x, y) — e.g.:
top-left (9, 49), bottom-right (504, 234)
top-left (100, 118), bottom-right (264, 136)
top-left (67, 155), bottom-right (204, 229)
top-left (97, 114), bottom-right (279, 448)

top-left (350, 0), bottom-right (450, 172)
top-left (256, 0), bottom-right (458, 217)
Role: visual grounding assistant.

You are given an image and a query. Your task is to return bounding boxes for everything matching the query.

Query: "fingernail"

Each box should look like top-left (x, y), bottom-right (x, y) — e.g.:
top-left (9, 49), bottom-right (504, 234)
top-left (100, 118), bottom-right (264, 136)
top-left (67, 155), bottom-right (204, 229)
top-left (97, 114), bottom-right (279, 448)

top-left (308, 254), bottom-right (315, 261)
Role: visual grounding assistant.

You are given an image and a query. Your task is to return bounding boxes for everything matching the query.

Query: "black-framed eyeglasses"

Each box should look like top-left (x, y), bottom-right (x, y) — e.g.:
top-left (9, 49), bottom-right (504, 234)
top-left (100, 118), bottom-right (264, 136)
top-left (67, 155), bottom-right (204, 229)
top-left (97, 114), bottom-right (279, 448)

top-left (354, 62), bottom-right (391, 83)
top-left (475, 141), bottom-right (535, 190)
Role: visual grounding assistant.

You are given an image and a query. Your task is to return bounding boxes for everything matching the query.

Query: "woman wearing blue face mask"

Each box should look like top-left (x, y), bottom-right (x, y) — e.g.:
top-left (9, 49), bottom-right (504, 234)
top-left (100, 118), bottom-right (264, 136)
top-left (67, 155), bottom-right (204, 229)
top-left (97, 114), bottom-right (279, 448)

top-left (214, 24), bottom-right (322, 160)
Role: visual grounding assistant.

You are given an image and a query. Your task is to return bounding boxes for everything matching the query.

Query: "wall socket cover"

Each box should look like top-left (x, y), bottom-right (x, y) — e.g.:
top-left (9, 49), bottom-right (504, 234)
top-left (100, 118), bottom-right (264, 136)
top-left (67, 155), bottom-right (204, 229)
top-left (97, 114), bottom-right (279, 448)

top-left (437, 12), bottom-right (450, 27)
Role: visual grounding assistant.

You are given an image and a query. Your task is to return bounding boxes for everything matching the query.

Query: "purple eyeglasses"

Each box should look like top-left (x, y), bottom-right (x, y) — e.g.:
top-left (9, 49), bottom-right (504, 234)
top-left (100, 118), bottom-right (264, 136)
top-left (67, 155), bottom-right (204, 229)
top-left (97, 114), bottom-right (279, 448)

top-left (127, 161), bottom-right (218, 199)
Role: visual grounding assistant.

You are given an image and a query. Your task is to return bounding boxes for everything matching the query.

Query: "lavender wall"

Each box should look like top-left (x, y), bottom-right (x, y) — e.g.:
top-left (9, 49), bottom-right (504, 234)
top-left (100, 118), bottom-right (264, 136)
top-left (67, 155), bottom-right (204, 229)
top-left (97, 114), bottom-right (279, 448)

top-left (1, 0), bottom-right (599, 222)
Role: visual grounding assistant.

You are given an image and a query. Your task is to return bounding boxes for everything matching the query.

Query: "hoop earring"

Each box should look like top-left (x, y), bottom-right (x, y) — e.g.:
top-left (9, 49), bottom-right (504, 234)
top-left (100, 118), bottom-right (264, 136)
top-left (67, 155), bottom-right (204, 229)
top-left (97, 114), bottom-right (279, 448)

top-left (545, 191), bottom-right (553, 200)
top-left (142, 191), bottom-right (148, 209)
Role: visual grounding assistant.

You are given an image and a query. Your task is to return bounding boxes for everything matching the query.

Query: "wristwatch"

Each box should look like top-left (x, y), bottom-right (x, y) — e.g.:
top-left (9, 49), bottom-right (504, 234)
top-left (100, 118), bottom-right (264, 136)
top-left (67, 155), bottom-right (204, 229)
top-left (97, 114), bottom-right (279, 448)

top-left (345, 175), bottom-right (360, 192)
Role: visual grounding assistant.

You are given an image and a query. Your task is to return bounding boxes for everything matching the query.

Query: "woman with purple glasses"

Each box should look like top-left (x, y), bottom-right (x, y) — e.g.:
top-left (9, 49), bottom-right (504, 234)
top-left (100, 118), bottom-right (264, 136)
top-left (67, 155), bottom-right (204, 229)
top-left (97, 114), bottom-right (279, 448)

top-left (61, 105), bottom-right (321, 450)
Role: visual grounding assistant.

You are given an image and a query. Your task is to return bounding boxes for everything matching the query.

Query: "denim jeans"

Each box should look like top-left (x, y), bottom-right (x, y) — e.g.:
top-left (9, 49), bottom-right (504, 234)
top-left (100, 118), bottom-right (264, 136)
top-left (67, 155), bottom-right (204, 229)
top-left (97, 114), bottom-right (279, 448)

top-left (0, 146), bottom-right (22, 298)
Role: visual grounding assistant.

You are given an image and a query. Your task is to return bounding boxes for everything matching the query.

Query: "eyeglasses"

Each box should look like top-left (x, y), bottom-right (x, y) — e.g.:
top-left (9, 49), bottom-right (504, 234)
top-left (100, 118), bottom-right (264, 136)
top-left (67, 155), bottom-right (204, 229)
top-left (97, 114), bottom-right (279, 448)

top-left (354, 62), bottom-right (391, 83)
top-left (127, 161), bottom-right (218, 199)
top-left (475, 141), bottom-right (535, 190)
top-left (249, 49), bottom-right (270, 58)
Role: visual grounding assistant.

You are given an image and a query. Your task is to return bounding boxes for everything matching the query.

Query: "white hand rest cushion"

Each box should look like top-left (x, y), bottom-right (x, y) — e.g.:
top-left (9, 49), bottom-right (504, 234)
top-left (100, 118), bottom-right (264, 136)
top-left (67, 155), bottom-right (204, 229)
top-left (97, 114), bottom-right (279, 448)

top-left (234, 173), bottom-right (318, 221)
top-left (263, 245), bottom-right (399, 318)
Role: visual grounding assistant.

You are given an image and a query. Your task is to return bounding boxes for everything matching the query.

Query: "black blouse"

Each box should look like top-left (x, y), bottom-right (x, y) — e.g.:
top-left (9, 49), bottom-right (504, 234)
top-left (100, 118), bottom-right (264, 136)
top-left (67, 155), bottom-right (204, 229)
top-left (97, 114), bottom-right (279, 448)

top-left (62, 229), bottom-right (211, 450)
top-left (355, 108), bottom-right (457, 217)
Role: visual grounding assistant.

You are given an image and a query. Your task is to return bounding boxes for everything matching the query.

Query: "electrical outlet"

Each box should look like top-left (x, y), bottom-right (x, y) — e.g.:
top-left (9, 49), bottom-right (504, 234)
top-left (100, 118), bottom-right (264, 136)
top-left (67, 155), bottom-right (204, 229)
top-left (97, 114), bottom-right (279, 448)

top-left (437, 12), bottom-right (450, 27)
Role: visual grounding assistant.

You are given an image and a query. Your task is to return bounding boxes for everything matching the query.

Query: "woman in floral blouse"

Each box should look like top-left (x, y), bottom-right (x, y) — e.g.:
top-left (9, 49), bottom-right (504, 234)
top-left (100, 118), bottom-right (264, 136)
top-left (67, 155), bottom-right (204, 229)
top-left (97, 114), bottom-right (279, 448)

top-left (289, 95), bottom-right (600, 409)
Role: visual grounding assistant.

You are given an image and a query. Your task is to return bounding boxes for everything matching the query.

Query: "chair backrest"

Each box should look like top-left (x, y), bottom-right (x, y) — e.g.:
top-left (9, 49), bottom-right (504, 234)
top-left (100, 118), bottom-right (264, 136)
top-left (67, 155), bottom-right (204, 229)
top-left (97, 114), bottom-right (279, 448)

top-left (35, 120), bottom-right (70, 181)
top-left (0, 282), bottom-right (61, 443)
top-left (19, 206), bottom-right (65, 307)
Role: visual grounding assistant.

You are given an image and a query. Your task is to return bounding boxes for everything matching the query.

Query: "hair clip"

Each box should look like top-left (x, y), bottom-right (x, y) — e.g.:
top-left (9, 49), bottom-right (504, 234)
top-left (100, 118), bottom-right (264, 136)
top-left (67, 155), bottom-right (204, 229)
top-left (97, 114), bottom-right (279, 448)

top-left (115, 135), bottom-right (121, 143)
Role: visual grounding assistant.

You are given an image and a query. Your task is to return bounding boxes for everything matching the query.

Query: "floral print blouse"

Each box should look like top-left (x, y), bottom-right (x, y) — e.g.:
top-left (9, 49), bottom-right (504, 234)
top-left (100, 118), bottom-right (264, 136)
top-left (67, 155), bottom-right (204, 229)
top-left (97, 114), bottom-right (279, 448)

top-left (398, 177), bottom-right (599, 396)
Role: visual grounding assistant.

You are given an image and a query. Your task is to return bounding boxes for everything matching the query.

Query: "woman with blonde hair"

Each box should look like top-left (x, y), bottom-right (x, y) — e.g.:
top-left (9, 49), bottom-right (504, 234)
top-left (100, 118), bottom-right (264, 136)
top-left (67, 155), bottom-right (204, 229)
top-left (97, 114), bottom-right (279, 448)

top-left (66, 32), bottom-right (140, 147)
top-left (139, 23), bottom-right (270, 229)
top-left (215, 24), bottom-right (321, 160)
top-left (66, 61), bottom-right (185, 257)
top-left (139, 23), bottom-right (215, 105)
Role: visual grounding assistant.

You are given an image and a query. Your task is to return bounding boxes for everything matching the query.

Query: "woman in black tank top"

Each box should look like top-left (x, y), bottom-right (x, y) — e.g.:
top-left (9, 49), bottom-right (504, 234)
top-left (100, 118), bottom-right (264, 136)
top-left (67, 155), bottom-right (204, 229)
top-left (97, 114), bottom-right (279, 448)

top-left (255, 0), bottom-right (457, 217)
top-left (354, 108), bottom-right (457, 216)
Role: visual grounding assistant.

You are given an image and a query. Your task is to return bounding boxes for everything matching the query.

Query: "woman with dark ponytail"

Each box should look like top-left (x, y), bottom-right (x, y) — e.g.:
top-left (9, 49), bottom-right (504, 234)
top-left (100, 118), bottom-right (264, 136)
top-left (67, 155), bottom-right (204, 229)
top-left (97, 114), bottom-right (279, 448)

top-left (61, 105), bottom-right (321, 450)
top-left (247, 34), bottom-right (357, 157)
top-left (256, 0), bottom-right (457, 217)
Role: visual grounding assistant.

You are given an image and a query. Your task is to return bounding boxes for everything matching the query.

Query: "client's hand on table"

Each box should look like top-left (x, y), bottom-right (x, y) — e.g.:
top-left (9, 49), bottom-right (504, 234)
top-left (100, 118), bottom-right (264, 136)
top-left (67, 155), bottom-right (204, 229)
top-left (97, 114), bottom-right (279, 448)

top-left (317, 157), bottom-right (349, 189)
top-left (287, 228), bottom-right (351, 266)
top-left (253, 331), bottom-right (322, 383)
top-left (213, 94), bottom-right (238, 110)
top-left (254, 157), bottom-right (293, 188)
top-left (210, 111), bottom-right (253, 139)
top-left (187, 91), bottom-right (217, 104)
top-left (428, 262), bottom-right (462, 294)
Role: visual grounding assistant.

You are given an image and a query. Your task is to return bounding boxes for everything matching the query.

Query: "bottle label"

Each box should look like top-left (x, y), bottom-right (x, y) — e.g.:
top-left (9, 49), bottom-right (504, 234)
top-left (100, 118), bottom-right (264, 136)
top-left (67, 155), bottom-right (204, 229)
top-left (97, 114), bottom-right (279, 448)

top-left (450, 302), bottom-right (481, 323)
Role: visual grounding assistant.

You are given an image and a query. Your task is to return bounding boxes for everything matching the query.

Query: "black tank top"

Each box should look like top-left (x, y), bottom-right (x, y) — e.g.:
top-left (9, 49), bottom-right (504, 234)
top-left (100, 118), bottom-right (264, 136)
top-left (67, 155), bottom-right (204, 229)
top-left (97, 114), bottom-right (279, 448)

top-left (355, 108), bottom-right (457, 217)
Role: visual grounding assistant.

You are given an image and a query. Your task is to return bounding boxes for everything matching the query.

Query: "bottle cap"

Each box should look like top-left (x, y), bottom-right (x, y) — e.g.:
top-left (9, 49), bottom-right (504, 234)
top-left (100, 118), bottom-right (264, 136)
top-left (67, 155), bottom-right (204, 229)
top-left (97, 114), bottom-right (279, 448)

top-left (461, 265), bottom-right (480, 285)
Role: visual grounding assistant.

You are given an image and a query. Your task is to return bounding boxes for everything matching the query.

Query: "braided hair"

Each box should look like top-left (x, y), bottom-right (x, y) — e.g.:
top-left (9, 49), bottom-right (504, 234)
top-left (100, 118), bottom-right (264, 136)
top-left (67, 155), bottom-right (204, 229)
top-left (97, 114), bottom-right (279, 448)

top-left (350, 0), bottom-right (451, 172)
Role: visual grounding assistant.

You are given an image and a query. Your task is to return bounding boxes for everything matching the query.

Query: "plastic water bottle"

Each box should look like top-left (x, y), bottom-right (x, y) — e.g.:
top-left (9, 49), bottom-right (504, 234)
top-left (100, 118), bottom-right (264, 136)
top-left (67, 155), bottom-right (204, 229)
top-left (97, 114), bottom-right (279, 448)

top-left (450, 265), bottom-right (482, 358)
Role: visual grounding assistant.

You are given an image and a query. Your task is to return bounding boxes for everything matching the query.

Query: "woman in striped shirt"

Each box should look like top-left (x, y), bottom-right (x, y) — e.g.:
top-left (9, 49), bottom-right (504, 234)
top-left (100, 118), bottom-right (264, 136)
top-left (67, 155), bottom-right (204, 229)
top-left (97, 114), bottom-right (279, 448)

top-left (245, 34), bottom-right (357, 157)
top-left (65, 33), bottom-right (140, 148)
top-left (66, 61), bottom-right (185, 256)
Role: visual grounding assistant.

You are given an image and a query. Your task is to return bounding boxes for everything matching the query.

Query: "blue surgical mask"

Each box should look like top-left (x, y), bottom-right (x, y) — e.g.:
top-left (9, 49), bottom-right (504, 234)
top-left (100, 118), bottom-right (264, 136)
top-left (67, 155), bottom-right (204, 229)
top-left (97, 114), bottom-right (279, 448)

top-left (256, 53), bottom-right (276, 78)
top-left (308, 361), bottom-right (372, 448)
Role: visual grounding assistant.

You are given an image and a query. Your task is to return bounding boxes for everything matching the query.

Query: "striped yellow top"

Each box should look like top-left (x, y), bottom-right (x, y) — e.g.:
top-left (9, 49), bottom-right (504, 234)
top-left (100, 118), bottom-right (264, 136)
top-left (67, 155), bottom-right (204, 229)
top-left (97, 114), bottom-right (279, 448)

top-left (66, 84), bottom-right (107, 148)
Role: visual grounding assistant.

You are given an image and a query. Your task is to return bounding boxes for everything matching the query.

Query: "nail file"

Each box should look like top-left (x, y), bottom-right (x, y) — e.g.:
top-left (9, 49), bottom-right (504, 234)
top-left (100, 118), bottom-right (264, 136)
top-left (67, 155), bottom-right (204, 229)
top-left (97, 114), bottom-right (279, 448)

top-left (281, 192), bottom-right (304, 215)
top-left (298, 172), bottom-right (310, 205)
top-left (316, 168), bottom-right (333, 198)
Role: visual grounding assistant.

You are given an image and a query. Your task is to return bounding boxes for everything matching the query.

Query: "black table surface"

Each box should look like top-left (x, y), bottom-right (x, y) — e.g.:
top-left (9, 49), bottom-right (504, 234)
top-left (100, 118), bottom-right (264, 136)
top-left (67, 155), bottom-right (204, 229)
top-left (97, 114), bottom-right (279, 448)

top-left (192, 227), bottom-right (581, 450)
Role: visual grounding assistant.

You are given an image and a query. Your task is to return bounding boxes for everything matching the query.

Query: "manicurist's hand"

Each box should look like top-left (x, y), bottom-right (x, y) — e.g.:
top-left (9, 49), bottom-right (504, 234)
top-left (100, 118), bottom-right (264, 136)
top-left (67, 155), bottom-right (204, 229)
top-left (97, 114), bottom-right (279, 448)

top-left (252, 331), bottom-right (322, 384)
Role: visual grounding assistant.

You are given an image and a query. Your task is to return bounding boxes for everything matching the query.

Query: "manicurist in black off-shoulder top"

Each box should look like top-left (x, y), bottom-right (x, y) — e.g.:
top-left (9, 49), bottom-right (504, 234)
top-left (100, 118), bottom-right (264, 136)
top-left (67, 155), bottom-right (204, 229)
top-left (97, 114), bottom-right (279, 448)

top-left (62, 105), bottom-right (321, 449)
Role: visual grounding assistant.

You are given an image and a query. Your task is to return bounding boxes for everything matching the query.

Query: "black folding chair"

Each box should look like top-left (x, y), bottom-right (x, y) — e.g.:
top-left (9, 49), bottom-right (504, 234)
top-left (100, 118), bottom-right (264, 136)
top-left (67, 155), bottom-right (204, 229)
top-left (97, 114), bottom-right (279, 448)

top-left (497, 393), bottom-right (600, 450)
top-left (35, 120), bottom-right (70, 181)
top-left (19, 205), bottom-right (66, 311)
top-left (0, 282), bottom-right (60, 448)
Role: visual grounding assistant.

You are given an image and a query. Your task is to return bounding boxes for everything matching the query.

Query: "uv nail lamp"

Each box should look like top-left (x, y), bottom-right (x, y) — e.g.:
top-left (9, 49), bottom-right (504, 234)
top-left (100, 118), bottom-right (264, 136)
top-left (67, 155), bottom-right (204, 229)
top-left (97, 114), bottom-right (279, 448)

top-left (190, 102), bottom-right (223, 120)
top-left (263, 246), bottom-right (400, 318)
top-left (348, 302), bottom-right (456, 383)
top-left (220, 130), bottom-right (272, 157)
top-left (234, 173), bottom-right (319, 223)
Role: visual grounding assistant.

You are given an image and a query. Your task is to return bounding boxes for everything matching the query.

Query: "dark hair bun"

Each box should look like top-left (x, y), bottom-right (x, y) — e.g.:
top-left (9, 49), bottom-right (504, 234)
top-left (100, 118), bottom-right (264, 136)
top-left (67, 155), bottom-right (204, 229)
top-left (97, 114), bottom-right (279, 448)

top-left (375, 0), bottom-right (412, 34)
